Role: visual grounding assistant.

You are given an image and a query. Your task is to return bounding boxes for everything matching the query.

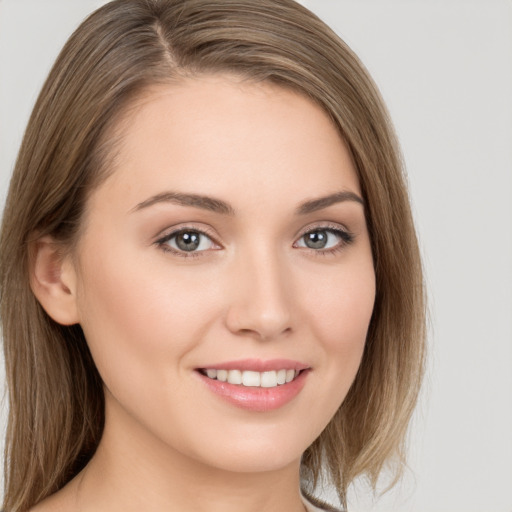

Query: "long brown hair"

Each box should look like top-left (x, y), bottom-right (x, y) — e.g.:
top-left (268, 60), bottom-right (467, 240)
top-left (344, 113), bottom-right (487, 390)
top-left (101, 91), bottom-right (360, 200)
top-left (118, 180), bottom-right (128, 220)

top-left (0, 1), bottom-right (426, 510)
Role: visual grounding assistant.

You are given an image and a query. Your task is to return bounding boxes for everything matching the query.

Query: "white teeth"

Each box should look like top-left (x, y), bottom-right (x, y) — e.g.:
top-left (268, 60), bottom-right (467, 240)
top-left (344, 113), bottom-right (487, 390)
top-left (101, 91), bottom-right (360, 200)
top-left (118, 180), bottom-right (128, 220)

top-left (203, 368), bottom-right (301, 388)
top-left (261, 371), bottom-right (277, 388)
top-left (227, 369), bottom-right (242, 385)
top-left (242, 371), bottom-right (260, 387)
top-left (206, 369), bottom-right (217, 379)
top-left (217, 369), bottom-right (228, 382)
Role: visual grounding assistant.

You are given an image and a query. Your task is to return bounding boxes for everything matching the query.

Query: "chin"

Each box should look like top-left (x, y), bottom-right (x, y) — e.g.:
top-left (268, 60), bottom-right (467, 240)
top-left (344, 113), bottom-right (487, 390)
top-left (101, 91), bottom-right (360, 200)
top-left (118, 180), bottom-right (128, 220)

top-left (177, 422), bottom-right (319, 475)
top-left (198, 444), bottom-right (303, 475)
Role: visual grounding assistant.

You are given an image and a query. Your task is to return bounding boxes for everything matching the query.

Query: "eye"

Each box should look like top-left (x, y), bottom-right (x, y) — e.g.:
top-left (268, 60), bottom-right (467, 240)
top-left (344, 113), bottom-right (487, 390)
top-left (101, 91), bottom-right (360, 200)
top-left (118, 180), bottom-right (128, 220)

top-left (157, 229), bottom-right (217, 255)
top-left (294, 227), bottom-right (353, 251)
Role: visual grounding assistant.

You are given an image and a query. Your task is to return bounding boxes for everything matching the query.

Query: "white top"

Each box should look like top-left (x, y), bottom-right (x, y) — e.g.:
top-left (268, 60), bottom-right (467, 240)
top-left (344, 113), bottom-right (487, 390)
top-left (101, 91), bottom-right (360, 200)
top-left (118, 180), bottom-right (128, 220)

top-left (301, 493), bottom-right (341, 512)
top-left (302, 499), bottom-right (325, 512)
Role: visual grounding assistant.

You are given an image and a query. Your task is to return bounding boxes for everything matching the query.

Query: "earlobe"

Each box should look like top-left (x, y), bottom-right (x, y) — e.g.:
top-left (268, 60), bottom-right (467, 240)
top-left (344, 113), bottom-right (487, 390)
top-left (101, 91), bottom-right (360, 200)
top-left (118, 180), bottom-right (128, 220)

top-left (29, 236), bottom-right (80, 326)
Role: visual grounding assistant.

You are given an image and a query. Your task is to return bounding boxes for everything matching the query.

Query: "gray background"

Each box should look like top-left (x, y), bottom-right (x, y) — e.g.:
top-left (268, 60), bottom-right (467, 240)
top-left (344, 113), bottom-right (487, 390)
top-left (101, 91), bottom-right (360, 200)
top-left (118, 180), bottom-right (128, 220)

top-left (1, 1), bottom-right (511, 510)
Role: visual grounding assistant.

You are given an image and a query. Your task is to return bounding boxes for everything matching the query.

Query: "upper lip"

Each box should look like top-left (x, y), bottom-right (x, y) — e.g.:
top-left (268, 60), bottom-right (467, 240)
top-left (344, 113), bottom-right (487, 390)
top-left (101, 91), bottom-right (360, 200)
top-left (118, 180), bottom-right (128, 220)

top-left (196, 358), bottom-right (310, 372)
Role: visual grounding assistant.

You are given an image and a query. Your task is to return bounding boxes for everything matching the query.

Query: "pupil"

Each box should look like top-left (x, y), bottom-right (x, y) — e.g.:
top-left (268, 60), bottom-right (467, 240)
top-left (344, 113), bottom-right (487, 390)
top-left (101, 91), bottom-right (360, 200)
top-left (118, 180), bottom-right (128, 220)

top-left (176, 231), bottom-right (200, 251)
top-left (305, 231), bottom-right (327, 249)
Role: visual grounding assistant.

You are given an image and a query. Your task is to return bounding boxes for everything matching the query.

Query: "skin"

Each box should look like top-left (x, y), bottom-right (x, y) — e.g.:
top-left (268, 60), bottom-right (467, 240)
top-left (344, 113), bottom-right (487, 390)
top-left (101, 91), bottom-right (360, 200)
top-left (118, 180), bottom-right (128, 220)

top-left (31, 75), bottom-right (375, 512)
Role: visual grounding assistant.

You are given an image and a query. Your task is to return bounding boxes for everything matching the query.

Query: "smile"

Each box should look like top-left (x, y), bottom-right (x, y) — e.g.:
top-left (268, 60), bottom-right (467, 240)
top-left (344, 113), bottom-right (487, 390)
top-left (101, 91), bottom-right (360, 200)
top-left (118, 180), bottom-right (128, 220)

top-left (199, 368), bottom-right (301, 388)
top-left (196, 360), bottom-right (310, 412)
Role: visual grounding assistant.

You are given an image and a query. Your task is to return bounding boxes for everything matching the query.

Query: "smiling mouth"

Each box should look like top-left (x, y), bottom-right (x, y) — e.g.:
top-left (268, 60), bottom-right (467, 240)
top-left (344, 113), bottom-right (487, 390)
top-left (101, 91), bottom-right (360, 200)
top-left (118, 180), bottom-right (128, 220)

top-left (198, 368), bottom-right (303, 388)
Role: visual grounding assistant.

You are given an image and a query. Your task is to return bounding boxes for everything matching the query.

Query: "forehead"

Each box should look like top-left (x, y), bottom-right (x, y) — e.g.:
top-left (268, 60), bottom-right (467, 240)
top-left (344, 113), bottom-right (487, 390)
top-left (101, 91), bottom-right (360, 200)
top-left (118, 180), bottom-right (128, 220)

top-left (90, 75), bottom-right (360, 215)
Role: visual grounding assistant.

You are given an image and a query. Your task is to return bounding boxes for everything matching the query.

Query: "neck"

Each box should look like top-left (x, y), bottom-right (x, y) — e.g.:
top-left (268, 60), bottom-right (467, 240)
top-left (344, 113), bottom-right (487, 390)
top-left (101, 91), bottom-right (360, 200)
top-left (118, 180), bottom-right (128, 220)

top-left (72, 394), bottom-right (306, 512)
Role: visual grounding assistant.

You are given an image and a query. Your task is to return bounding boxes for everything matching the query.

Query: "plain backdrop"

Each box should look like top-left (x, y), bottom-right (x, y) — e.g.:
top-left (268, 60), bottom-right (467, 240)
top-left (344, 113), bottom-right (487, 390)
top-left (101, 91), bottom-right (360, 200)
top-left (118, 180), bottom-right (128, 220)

top-left (0, 1), bottom-right (511, 511)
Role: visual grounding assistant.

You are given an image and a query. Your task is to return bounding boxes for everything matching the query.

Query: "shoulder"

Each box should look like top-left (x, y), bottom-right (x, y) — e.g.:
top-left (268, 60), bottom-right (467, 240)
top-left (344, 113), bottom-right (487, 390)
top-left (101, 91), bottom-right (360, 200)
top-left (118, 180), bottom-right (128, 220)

top-left (24, 483), bottom-right (78, 512)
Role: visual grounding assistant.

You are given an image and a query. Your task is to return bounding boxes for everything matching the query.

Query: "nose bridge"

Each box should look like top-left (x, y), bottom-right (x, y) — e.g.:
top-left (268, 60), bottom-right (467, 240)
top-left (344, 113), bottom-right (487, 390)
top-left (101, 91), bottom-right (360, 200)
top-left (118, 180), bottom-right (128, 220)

top-left (225, 241), bottom-right (294, 340)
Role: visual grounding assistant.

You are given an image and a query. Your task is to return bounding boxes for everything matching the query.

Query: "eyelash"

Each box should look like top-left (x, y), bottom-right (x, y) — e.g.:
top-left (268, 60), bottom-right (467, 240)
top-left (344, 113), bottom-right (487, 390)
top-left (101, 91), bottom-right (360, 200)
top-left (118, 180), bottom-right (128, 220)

top-left (155, 225), bottom-right (219, 259)
top-left (294, 224), bottom-right (355, 256)
top-left (155, 224), bottom-right (355, 259)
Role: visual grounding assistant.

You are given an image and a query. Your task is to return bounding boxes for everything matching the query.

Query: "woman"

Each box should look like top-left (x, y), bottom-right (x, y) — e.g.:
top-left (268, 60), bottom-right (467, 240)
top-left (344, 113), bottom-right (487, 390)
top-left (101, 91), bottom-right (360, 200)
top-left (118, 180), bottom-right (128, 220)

top-left (0, 1), bottom-right (426, 511)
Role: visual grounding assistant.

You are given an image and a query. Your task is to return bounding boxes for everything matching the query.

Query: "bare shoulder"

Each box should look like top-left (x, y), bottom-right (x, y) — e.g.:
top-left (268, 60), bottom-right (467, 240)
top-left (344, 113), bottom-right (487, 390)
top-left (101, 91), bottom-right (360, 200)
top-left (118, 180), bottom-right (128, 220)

top-left (28, 480), bottom-right (79, 512)
top-left (28, 497), bottom-right (70, 512)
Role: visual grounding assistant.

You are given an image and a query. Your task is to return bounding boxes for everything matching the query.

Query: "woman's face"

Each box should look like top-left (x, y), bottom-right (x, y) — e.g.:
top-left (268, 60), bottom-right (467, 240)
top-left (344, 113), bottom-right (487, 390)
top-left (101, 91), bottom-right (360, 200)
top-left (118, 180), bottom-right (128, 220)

top-left (71, 75), bottom-right (375, 474)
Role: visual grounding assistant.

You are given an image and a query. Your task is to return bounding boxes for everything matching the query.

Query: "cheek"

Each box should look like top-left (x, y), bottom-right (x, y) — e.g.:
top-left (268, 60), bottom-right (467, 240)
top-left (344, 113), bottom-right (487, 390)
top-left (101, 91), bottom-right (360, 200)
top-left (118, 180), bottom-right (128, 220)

top-left (302, 257), bottom-right (375, 346)
top-left (300, 255), bottom-right (375, 396)
top-left (74, 243), bottom-right (222, 390)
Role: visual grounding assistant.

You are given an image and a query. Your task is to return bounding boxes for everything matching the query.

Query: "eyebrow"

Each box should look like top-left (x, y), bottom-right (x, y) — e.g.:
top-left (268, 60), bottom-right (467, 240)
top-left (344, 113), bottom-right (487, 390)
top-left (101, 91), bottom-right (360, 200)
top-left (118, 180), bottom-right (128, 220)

top-left (131, 191), bottom-right (235, 215)
top-left (296, 190), bottom-right (364, 215)
top-left (131, 189), bottom-right (364, 216)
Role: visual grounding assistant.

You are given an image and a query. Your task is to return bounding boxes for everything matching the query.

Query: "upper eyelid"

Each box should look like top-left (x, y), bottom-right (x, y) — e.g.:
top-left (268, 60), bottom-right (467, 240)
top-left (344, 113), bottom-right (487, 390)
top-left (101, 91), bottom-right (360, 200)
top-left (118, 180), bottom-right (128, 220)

top-left (156, 222), bottom-right (348, 238)
top-left (155, 224), bottom-right (219, 243)
top-left (295, 221), bottom-right (351, 238)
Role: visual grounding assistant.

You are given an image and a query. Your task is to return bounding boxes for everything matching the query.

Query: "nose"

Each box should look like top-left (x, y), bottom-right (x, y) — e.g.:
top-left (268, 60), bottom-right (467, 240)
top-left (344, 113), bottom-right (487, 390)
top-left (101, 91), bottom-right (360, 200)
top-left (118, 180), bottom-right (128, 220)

top-left (224, 249), bottom-right (294, 341)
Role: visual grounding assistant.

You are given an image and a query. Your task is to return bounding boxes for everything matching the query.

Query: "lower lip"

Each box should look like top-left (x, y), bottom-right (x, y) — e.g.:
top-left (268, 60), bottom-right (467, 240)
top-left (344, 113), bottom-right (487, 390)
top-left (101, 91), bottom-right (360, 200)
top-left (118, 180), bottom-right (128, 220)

top-left (197, 370), bottom-right (309, 412)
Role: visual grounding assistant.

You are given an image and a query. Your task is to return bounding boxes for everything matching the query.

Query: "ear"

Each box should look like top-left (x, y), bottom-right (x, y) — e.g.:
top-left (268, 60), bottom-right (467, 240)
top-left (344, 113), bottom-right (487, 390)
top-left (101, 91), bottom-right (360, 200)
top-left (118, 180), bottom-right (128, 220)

top-left (29, 235), bottom-right (80, 326)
